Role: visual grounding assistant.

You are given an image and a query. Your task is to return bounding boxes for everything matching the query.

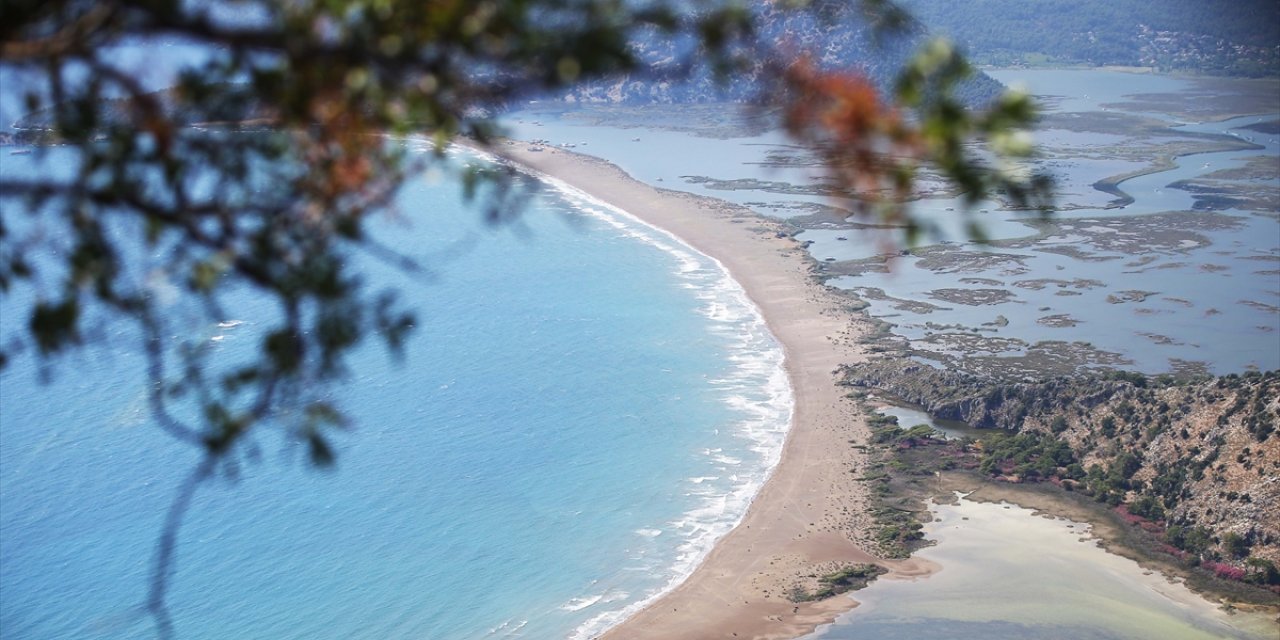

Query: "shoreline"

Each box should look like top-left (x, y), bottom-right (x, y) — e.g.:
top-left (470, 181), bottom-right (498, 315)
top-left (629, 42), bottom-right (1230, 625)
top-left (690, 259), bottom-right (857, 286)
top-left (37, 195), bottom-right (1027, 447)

top-left (936, 476), bottom-right (1280, 635)
top-left (479, 135), bottom-right (1280, 638)
top-left (491, 142), bottom-right (927, 639)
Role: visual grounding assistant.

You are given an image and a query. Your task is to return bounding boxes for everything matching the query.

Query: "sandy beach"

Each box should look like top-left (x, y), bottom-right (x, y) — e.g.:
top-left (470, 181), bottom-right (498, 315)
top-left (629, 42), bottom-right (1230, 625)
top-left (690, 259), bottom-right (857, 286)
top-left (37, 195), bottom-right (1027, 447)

top-left (494, 142), bottom-right (932, 639)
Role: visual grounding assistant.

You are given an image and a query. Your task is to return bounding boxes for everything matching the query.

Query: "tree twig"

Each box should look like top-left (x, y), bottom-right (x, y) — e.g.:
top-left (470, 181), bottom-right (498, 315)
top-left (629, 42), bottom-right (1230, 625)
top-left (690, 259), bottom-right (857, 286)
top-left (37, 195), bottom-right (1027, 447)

top-left (147, 454), bottom-right (216, 639)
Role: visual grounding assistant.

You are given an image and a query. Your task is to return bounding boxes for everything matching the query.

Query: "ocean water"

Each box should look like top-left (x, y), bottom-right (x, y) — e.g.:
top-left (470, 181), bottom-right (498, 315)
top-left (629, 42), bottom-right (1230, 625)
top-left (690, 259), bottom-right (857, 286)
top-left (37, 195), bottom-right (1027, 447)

top-left (0, 144), bottom-right (790, 639)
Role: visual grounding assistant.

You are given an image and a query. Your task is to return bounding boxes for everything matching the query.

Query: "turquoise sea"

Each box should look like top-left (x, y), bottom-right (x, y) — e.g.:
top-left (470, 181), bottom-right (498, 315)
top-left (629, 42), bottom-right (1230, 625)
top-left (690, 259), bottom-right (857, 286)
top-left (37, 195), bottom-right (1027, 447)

top-left (0, 144), bottom-right (790, 638)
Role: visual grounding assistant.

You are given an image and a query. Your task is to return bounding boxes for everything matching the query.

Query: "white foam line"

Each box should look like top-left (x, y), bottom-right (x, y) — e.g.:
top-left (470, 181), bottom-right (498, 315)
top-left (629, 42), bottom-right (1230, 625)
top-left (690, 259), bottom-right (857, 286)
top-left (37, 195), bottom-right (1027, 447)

top-left (535, 187), bottom-right (793, 640)
top-left (443, 142), bottom-right (795, 640)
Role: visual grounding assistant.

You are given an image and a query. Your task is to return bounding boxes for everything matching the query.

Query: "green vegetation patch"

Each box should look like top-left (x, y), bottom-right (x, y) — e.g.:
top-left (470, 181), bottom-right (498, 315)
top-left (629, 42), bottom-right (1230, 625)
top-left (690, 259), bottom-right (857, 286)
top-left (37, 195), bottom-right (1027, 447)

top-left (787, 563), bottom-right (889, 602)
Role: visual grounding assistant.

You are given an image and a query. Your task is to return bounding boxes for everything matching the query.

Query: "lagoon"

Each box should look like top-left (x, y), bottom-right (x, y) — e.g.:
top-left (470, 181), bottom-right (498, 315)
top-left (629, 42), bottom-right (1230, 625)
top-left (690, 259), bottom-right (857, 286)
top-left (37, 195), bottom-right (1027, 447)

top-left (510, 70), bottom-right (1280, 376)
top-left (808, 494), bottom-right (1275, 640)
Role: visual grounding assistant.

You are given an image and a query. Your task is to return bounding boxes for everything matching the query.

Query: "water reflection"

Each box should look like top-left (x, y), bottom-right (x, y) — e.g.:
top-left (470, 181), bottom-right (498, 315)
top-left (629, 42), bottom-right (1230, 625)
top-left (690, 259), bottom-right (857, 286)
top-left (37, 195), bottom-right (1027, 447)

top-left (872, 400), bottom-right (983, 441)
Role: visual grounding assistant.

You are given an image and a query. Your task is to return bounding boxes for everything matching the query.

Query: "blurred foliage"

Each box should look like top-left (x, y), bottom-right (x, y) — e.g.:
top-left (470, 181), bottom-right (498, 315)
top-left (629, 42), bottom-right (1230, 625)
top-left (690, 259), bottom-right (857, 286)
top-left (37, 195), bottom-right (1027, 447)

top-left (776, 36), bottom-right (1052, 244)
top-left (1, 0), bottom-right (1051, 469)
top-left (1, 1), bottom-right (1051, 635)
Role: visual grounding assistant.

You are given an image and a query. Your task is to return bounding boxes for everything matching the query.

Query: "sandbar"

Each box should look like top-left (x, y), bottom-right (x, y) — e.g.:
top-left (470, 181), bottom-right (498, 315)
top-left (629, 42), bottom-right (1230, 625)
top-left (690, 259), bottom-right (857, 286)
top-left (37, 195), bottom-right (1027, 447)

top-left (493, 142), bottom-right (929, 640)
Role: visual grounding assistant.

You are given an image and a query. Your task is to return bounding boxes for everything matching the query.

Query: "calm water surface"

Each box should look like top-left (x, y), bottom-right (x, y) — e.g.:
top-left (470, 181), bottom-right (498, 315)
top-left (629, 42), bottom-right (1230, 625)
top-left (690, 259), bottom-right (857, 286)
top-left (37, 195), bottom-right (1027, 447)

top-left (806, 496), bottom-right (1275, 640)
top-left (512, 70), bottom-right (1279, 374)
top-left (0, 145), bottom-right (790, 639)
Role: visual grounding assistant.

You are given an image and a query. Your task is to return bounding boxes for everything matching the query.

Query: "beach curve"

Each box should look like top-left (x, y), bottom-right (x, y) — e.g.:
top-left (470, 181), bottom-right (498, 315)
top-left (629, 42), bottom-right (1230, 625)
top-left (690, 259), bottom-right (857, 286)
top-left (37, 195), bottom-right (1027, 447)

top-left (492, 141), bottom-right (926, 640)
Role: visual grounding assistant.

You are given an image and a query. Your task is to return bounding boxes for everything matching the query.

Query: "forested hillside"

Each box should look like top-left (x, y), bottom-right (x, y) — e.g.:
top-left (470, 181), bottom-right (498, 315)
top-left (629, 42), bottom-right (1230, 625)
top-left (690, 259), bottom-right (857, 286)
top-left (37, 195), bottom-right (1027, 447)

top-left (900, 0), bottom-right (1280, 76)
top-left (845, 362), bottom-right (1280, 591)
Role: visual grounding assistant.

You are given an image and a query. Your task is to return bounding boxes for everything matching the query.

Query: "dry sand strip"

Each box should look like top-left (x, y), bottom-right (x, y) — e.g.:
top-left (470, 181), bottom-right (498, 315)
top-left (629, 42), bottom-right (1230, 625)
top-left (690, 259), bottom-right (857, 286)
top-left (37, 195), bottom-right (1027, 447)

top-left (490, 142), bottom-right (936, 640)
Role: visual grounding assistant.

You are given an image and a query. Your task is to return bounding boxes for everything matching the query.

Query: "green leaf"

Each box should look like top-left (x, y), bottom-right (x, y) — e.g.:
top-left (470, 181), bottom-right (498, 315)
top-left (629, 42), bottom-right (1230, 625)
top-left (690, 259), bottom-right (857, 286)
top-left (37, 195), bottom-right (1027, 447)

top-left (308, 432), bottom-right (336, 468)
top-left (305, 401), bottom-right (350, 430)
top-left (264, 330), bottom-right (303, 373)
top-left (191, 259), bottom-right (224, 292)
top-left (30, 298), bottom-right (80, 354)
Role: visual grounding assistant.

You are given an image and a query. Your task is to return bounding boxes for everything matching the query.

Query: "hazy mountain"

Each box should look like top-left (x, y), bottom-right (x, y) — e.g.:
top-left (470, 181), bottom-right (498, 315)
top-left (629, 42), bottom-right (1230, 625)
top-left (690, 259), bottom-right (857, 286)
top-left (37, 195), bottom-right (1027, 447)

top-left (900, 0), bottom-right (1280, 76)
top-left (562, 2), bottom-right (1007, 106)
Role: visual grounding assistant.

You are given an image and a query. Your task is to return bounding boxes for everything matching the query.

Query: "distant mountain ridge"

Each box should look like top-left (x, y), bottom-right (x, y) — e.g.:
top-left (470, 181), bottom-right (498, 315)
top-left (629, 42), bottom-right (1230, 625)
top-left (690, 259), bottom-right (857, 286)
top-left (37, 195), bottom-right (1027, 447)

top-left (900, 0), bottom-right (1280, 77)
top-left (562, 2), bottom-right (1007, 106)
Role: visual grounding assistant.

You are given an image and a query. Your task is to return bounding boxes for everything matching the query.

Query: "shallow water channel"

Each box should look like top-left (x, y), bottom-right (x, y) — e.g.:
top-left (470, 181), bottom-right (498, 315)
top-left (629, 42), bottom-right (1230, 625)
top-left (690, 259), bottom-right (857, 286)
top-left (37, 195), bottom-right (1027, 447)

top-left (871, 400), bottom-right (986, 441)
top-left (509, 71), bottom-right (1279, 375)
top-left (806, 73), bottom-right (1280, 375)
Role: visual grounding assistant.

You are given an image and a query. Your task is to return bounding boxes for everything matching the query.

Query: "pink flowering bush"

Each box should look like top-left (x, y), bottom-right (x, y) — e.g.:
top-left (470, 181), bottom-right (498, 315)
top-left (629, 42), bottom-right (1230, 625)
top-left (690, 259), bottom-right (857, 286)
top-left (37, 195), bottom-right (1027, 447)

top-left (1202, 561), bottom-right (1247, 581)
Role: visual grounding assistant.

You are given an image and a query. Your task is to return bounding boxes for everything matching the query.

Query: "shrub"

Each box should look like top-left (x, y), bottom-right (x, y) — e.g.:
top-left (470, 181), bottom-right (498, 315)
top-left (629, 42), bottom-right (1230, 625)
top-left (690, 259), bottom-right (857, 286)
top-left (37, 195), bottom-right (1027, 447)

top-left (1128, 495), bottom-right (1165, 521)
top-left (1203, 561), bottom-right (1246, 581)
top-left (1048, 415), bottom-right (1068, 434)
top-left (1100, 416), bottom-right (1117, 437)
top-left (1222, 532), bottom-right (1251, 559)
top-left (1245, 558), bottom-right (1280, 585)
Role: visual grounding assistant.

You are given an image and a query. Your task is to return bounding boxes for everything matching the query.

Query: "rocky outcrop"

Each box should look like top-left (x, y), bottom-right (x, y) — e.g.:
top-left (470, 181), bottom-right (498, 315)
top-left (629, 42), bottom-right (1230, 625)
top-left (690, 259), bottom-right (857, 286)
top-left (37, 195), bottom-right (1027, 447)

top-left (842, 360), bottom-right (1135, 429)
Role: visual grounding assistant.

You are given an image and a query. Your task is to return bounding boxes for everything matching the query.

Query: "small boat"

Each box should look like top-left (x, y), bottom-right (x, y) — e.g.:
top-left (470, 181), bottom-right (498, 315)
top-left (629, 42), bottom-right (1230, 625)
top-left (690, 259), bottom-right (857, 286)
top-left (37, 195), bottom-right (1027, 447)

top-left (9, 149), bottom-right (31, 155)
